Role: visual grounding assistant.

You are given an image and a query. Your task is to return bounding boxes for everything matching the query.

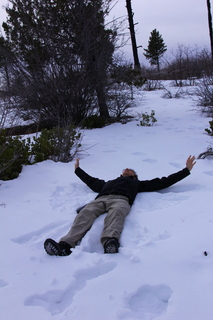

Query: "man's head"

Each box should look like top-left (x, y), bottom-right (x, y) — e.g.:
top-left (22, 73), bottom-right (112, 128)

top-left (121, 168), bottom-right (138, 179)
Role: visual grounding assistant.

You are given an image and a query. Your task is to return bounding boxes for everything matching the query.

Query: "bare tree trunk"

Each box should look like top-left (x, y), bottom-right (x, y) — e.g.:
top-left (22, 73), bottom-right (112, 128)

top-left (126, 0), bottom-right (141, 70)
top-left (207, 0), bottom-right (213, 63)
top-left (96, 83), bottom-right (110, 118)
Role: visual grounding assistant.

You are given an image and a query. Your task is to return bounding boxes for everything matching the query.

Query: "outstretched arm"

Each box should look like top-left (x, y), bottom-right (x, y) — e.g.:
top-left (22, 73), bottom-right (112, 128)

top-left (74, 158), bottom-right (105, 193)
top-left (186, 155), bottom-right (196, 171)
top-left (138, 155), bottom-right (196, 192)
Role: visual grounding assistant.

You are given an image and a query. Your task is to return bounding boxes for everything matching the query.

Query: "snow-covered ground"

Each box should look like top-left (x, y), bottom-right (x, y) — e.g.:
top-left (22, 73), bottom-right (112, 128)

top-left (1, 82), bottom-right (213, 320)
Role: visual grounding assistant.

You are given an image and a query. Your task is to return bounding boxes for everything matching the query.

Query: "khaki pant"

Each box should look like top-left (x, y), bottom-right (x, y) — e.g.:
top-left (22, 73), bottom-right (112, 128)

top-left (60, 195), bottom-right (131, 248)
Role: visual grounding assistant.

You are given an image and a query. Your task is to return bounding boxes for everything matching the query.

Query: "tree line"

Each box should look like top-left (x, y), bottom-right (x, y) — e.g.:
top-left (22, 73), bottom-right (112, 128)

top-left (0, 0), bottom-right (212, 131)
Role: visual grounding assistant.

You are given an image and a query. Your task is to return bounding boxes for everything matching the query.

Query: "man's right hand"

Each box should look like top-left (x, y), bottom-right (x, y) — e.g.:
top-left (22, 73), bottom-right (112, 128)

top-left (74, 158), bottom-right (80, 170)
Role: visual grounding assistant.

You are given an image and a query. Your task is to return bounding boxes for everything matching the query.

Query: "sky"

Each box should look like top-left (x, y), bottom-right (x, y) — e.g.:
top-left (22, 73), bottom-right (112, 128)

top-left (109, 0), bottom-right (211, 62)
top-left (0, 0), bottom-right (211, 64)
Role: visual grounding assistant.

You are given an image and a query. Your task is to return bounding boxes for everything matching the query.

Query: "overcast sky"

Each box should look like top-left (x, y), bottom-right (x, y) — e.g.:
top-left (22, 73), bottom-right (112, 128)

top-left (110, 0), bottom-right (211, 63)
top-left (0, 0), bottom-right (211, 64)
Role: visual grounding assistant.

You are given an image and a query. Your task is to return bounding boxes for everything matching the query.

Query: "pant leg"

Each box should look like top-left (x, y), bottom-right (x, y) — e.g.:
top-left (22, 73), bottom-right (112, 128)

top-left (101, 195), bottom-right (131, 245)
top-left (60, 196), bottom-right (108, 248)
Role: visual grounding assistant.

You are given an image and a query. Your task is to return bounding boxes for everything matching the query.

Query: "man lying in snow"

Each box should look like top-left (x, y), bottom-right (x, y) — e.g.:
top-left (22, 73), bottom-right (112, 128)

top-left (44, 156), bottom-right (196, 256)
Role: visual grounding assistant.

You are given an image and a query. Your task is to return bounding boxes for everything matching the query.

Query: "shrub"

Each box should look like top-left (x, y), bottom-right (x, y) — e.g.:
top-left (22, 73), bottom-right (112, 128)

top-left (161, 87), bottom-right (186, 99)
top-left (0, 126), bottom-right (82, 180)
top-left (143, 79), bottom-right (163, 91)
top-left (0, 130), bottom-right (30, 180)
top-left (81, 115), bottom-right (106, 129)
top-left (195, 77), bottom-right (213, 116)
top-left (107, 90), bottom-right (133, 122)
top-left (31, 126), bottom-right (82, 163)
top-left (205, 119), bottom-right (213, 136)
top-left (137, 110), bottom-right (157, 126)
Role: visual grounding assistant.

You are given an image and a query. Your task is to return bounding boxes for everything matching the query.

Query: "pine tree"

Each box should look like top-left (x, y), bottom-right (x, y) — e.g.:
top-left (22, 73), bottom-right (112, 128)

top-left (143, 29), bottom-right (167, 71)
top-left (1, 0), bottom-right (116, 124)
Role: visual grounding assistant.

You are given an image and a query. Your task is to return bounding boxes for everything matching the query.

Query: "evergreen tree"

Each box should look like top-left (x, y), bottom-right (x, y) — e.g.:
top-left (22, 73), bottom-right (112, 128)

top-left (1, 0), bottom-right (116, 124)
top-left (143, 29), bottom-right (167, 71)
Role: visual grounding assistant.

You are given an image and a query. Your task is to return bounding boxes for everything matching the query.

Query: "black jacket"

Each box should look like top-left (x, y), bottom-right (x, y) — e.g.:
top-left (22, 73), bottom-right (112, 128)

top-left (75, 167), bottom-right (190, 205)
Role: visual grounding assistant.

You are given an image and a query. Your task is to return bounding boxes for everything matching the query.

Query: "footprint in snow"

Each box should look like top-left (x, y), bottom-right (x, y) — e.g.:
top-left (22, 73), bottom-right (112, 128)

top-left (203, 171), bottom-right (213, 176)
top-left (120, 284), bottom-right (172, 320)
top-left (169, 162), bottom-right (181, 169)
top-left (0, 279), bottom-right (9, 288)
top-left (132, 151), bottom-right (147, 156)
top-left (142, 158), bottom-right (157, 164)
top-left (24, 261), bottom-right (117, 315)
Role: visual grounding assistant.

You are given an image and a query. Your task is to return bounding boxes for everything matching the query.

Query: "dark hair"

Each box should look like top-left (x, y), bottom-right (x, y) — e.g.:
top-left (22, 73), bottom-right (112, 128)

top-left (121, 168), bottom-right (138, 180)
top-left (134, 172), bottom-right (138, 179)
top-left (128, 168), bottom-right (138, 180)
top-left (132, 171), bottom-right (138, 180)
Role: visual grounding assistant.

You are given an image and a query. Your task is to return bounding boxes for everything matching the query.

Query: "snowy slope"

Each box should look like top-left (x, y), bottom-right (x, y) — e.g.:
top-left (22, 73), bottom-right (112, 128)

top-left (1, 83), bottom-right (213, 320)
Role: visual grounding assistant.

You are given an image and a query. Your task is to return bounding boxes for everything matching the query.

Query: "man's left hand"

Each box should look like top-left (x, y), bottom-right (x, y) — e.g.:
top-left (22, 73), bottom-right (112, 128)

top-left (186, 155), bottom-right (196, 171)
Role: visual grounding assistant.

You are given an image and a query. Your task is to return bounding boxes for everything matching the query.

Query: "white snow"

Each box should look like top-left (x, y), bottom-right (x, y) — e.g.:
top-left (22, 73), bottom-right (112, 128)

top-left (1, 82), bottom-right (213, 320)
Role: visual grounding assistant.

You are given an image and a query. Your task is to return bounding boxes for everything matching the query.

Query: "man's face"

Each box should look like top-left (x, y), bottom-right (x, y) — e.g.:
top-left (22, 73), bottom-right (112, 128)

top-left (122, 168), bottom-right (136, 178)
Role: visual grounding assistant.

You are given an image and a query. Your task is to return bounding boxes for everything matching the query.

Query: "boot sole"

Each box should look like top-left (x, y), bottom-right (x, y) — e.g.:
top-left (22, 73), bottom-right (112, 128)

top-left (44, 238), bottom-right (65, 256)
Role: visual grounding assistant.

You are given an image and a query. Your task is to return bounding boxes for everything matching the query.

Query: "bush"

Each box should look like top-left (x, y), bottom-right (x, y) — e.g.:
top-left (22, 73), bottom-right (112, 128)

top-left (143, 79), bottom-right (163, 91)
top-left (31, 126), bottom-right (82, 163)
top-left (0, 130), bottom-right (30, 180)
top-left (205, 119), bottom-right (213, 136)
top-left (161, 87), bottom-right (186, 99)
top-left (81, 115), bottom-right (106, 129)
top-left (137, 110), bottom-right (157, 126)
top-left (195, 77), bottom-right (213, 116)
top-left (107, 90), bottom-right (133, 122)
top-left (0, 126), bottom-right (82, 180)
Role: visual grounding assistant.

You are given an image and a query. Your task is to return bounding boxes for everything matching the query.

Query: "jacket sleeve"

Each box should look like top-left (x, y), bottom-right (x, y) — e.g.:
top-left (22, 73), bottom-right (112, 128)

top-left (138, 167), bottom-right (190, 192)
top-left (75, 167), bottom-right (106, 193)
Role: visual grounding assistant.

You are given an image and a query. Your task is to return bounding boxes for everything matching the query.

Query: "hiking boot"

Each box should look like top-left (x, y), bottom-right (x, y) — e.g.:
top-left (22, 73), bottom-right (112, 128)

top-left (44, 238), bottom-right (71, 256)
top-left (104, 238), bottom-right (119, 254)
